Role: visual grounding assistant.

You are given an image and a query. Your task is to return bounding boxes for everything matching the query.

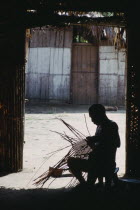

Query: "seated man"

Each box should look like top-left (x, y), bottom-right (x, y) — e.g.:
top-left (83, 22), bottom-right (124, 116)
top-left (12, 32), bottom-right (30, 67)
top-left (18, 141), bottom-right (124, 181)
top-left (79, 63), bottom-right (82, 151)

top-left (67, 104), bottom-right (121, 187)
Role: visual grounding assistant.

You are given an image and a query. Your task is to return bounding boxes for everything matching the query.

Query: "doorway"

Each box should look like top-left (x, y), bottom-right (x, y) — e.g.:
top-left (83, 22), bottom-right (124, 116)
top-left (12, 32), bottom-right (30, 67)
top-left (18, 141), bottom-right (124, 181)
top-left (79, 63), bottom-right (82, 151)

top-left (71, 43), bottom-right (98, 104)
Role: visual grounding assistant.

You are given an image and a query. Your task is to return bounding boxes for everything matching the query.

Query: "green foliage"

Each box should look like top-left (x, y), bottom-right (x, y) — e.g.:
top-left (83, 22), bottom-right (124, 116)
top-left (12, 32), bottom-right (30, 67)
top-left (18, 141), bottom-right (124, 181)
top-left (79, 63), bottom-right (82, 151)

top-left (74, 35), bottom-right (89, 43)
top-left (101, 12), bottom-right (113, 17)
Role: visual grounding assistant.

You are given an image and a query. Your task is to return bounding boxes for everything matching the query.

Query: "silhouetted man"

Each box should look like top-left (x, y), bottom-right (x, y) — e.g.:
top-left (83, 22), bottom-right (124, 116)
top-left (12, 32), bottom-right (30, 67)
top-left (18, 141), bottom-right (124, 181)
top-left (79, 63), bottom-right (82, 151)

top-left (67, 104), bottom-right (120, 187)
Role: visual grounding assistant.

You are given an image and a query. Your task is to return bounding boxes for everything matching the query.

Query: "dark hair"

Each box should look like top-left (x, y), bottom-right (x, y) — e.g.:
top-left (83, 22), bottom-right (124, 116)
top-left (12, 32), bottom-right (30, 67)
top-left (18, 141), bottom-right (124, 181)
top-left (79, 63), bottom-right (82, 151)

top-left (89, 104), bottom-right (106, 115)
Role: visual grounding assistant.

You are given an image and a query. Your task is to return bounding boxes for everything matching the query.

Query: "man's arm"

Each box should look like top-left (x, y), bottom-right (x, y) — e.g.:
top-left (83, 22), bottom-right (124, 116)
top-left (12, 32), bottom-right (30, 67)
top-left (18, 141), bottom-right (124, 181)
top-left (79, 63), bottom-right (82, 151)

top-left (86, 136), bottom-right (101, 149)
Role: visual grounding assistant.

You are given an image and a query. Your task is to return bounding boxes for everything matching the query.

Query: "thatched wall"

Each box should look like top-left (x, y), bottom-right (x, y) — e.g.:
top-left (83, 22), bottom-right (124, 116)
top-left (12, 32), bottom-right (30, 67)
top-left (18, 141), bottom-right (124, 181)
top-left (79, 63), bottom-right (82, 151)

top-left (0, 3), bottom-right (25, 172)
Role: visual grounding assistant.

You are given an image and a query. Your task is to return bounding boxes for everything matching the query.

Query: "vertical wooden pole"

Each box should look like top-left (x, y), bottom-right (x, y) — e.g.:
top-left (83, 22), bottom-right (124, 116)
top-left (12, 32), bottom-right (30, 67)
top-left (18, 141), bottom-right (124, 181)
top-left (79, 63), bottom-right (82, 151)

top-left (0, 3), bottom-right (25, 172)
top-left (125, 10), bottom-right (140, 178)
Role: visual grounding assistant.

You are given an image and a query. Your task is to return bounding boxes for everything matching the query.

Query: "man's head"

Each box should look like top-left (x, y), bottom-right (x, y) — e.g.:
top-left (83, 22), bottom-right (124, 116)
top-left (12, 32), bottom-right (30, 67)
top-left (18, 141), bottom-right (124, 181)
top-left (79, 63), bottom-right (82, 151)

top-left (89, 104), bottom-right (106, 125)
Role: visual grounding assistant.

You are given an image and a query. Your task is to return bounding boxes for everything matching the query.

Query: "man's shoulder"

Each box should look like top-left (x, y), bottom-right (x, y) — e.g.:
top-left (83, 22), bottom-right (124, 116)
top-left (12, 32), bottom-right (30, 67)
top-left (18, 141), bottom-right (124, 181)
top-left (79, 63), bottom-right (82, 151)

top-left (106, 119), bottom-right (118, 129)
top-left (109, 120), bottom-right (118, 126)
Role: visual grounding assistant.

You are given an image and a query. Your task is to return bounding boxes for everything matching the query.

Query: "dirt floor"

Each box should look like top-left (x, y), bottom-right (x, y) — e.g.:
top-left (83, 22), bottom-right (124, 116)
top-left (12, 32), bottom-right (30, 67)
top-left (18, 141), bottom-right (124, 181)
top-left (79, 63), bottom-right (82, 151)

top-left (1, 103), bottom-right (140, 210)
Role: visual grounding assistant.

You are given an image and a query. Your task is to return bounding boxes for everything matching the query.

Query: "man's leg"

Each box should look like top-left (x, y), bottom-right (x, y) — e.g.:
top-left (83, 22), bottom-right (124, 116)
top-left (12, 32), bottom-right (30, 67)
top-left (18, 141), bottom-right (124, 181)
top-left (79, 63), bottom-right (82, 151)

top-left (98, 176), bottom-right (104, 187)
top-left (67, 157), bottom-right (88, 184)
top-left (87, 169), bottom-right (97, 185)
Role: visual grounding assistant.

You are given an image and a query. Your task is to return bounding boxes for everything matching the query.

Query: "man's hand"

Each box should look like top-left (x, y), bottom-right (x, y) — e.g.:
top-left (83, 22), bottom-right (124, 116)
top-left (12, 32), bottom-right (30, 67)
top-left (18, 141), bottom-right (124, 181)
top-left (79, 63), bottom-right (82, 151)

top-left (86, 136), bottom-right (100, 148)
top-left (86, 136), bottom-right (95, 148)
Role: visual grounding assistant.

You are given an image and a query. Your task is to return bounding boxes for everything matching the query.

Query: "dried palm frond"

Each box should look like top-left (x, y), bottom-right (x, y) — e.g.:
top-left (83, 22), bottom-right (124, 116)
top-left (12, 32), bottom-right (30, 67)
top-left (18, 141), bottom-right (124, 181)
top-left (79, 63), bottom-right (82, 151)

top-left (33, 117), bottom-right (91, 187)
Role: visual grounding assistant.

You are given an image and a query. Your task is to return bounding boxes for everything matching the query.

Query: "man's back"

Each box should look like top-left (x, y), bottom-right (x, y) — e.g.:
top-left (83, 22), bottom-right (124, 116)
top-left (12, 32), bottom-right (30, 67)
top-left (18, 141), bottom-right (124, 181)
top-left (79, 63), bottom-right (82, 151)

top-left (88, 118), bottom-right (120, 170)
top-left (95, 118), bottom-right (120, 148)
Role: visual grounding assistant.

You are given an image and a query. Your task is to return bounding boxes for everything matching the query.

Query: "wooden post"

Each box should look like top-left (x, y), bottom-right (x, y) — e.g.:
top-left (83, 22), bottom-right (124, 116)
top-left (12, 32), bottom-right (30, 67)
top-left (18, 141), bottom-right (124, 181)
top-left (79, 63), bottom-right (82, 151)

top-left (0, 3), bottom-right (25, 172)
top-left (125, 10), bottom-right (140, 178)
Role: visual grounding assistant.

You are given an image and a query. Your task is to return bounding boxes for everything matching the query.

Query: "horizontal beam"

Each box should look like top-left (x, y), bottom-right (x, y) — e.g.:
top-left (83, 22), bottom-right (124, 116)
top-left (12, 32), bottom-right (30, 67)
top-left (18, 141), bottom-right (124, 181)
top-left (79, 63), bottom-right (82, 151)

top-left (0, 11), bottom-right (126, 30)
top-left (25, 13), bottom-right (126, 28)
top-left (24, 0), bottom-right (129, 12)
